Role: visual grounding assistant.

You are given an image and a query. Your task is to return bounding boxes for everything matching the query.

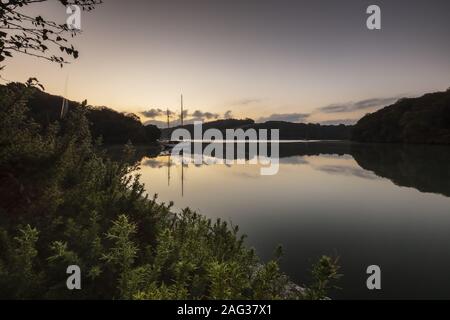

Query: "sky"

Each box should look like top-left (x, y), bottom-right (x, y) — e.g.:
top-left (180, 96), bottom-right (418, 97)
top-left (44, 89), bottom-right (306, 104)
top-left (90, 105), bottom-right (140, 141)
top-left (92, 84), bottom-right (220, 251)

top-left (3, 0), bottom-right (450, 127)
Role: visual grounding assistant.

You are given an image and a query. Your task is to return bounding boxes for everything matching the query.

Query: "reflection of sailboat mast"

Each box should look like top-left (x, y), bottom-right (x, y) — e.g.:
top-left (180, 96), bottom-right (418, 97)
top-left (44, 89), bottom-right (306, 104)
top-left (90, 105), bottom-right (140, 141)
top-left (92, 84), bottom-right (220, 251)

top-left (181, 157), bottom-right (184, 197)
top-left (167, 154), bottom-right (171, 186)
top-left (181, 94), bottom-right (184, 126)
top-left (180, 93), bottom-right (184, 196)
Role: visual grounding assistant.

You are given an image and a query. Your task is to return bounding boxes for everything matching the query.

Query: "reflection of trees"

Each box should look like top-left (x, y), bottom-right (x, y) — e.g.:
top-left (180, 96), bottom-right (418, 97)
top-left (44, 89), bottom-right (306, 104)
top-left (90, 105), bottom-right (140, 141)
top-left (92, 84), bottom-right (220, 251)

top-left (351, 143), bottom-right (450, 197)
top-left (134, 141), bottom-right (450, 198)
top-left (103, 145), bottom-right (161, 165)
top-left (315, 165), bottom-right (379, 180)
top-left (283, 142), bottom-right (450, 197)
top-left (162, 141), bottom-right (352, 160)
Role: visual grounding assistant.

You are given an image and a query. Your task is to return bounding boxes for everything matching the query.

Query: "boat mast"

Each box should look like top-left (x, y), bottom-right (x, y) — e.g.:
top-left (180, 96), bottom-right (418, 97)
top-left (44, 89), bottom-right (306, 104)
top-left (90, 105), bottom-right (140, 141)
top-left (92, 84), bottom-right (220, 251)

top-left (60, 98), bottom-right (68, 119)
top-left (60, 75), bottom-right (69, 119)
top-left (181, 94), bottom-right (184, 126)
top-left (167, 108), bottom-right (170, 129)
top-left (180, 94), bottom-right (184, 197)
top-left (181, 159), bottom-right (184, 197)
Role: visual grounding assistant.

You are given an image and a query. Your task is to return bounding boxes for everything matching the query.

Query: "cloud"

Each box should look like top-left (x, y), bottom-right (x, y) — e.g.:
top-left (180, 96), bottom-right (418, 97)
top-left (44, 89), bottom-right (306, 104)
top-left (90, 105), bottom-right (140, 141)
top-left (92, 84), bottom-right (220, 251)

top-left (191, 110), bottom-right (219, 120)
top-left (353, 97), bottom-right (398, 109)
top-left (280, 156), bottom-right (309, 165)
top-left (142, 158), bottom-right (168, 168)
top-left (145, 109), bottom-right (220, 128)
top-left (232, 98), bottom-right (262, 106)
top-left (317, 97), bottom-right (400, 114)
top-left (224, 110), bottom-right (233, 119)
top-left (142, 108), bottom-right (220, 124)
top-left (140, 108), bottom-right (174, 119)
top-left (257, 113), bottom-right (310, 123)
top-left (318, 105), bottom-right (349, 113)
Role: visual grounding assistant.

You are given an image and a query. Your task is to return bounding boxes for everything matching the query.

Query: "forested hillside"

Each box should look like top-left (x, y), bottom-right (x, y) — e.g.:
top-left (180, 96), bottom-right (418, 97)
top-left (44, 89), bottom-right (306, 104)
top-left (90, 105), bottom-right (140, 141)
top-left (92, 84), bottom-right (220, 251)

top-left (352, 89), bottom-right (450, 144)
top-left (2, 83), bottom-right (161, 144)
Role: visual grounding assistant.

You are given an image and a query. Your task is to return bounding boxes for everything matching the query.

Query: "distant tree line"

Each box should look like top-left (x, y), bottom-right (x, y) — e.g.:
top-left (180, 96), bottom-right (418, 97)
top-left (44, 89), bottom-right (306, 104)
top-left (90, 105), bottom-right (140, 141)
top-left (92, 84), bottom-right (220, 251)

top-left (162, 119), bottom-right (352, 141)
top-left (253, 121), bottom-right (351, 140)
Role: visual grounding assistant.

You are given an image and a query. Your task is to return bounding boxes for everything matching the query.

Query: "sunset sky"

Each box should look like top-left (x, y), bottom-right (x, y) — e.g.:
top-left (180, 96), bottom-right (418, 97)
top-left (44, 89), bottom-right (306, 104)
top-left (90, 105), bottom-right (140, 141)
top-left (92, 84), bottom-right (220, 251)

top-left (3, 0), bottom-right (450, 127)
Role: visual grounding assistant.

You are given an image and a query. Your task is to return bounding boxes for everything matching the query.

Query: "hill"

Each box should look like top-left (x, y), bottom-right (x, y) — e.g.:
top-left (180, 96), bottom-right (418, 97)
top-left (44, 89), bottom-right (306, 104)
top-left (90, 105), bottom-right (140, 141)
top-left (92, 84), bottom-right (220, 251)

top-left (2, 83), bottom-right (161, 144)
top-left (252, 121), bottom-right (351, 140)
top-left (352, 88), bottom-right (450, 144)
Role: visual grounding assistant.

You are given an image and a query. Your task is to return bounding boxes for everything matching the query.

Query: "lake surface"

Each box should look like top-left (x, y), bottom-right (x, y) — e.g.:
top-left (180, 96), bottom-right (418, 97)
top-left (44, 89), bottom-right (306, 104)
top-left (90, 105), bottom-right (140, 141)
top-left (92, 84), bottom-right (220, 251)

top-left (135, 141), bottom-right (450, 299)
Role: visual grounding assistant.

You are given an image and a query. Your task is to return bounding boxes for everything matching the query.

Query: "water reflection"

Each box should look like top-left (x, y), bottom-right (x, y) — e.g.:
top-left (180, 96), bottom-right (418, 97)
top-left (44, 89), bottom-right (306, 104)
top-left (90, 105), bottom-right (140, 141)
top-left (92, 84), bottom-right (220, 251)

top-left (139, 141), bottom-right (450, 198)
top-left (351, 143), bottom-right (450, 197)
top-left (314, 164), bottom-right (380, 180)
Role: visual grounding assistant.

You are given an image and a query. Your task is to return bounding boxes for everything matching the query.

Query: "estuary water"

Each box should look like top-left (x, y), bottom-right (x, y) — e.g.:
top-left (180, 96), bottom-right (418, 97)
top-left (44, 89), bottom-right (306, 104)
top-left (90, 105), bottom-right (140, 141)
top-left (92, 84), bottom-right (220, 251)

top-left (135, 141), bottom-right (450, 299)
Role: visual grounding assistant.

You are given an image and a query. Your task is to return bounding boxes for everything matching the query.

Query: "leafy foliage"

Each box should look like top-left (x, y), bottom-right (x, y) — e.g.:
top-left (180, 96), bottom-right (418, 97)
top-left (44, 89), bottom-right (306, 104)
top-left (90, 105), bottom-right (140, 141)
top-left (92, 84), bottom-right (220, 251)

top-left (0, 0), bottom-right (102, 67)
top-left (304, 256), bottom-right (342, 300)
top-left (0, 83), bottom-right (340, 299)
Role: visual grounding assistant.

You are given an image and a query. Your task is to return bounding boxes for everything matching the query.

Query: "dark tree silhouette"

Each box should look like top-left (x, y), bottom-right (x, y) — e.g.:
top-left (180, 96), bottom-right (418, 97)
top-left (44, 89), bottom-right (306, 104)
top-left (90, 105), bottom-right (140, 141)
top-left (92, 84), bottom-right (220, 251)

top-left (0, 0), bottom-right (102, 67)
top-left (2, 82), bottom-right (162, 143)
top-left (161, 119), bottom-right (352, 141)
top-left (352, 89), bottom-right (450, 144)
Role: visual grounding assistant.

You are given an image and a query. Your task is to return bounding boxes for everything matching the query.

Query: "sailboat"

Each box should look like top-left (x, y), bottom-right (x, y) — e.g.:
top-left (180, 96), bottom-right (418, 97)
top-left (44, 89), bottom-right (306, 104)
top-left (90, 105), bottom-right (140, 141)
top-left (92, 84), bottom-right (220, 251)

top-left (160, 94), bottom-right (184, 151)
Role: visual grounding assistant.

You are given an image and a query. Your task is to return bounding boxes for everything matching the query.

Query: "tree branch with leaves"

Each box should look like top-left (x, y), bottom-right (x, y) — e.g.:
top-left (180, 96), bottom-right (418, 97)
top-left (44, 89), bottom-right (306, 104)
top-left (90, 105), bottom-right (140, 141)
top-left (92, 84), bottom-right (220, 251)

top-left (0, 0), bottom-right (102, 68)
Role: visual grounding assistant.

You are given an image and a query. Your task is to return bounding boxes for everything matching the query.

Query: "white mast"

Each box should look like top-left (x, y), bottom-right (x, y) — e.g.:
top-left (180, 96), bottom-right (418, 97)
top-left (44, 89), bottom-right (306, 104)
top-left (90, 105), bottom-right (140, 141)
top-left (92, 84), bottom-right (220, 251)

top-left (60, 75), bottom-right (69, 119)
top-left (167, 108), bottom-right (170, 129)
top-left (181, 94), bottom-right (184, 126)
top-left (60, 99), bottom-right (68, 119)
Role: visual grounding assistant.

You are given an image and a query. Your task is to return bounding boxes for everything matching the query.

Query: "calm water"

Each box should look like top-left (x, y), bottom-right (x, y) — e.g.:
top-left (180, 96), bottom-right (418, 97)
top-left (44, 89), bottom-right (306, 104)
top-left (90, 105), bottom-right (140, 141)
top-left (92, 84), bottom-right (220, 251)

top-left (135, 141), bottom-right (450, 299)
